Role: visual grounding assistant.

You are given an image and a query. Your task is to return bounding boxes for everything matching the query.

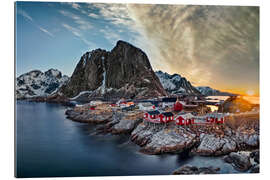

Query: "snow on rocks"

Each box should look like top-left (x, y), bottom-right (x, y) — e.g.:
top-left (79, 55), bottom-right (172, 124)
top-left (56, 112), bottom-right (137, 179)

top-left (16, 69), bottom-right (69, 99)
top-left (69, 91), bottom-right (93, 100)
top-left (155, 70), bottom-right (200, 95)
top-left (194, 134), bottom-right (226, 156)
top-left (140, 127), bottom-right (197, 154)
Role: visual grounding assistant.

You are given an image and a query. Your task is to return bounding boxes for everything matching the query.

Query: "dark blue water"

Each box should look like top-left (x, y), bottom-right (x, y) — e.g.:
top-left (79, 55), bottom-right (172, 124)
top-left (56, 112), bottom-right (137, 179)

top-left (15, 101), bottom-right (237, 177)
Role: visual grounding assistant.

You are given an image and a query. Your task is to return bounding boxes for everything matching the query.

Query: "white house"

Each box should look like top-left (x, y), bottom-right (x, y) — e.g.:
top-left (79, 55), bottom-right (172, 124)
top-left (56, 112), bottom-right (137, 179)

top-left (138, 102), bottom-right (155, 111)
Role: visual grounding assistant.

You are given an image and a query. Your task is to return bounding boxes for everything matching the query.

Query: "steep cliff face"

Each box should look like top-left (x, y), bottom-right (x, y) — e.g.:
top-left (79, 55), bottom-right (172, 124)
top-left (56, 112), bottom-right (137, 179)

top-left (60, 40), bottom-right (167, 100)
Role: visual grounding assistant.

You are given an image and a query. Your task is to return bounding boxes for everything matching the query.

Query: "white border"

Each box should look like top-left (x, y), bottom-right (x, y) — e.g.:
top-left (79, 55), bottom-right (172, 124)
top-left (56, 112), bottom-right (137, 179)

top-left (1, 0), bottom-right (269, 180)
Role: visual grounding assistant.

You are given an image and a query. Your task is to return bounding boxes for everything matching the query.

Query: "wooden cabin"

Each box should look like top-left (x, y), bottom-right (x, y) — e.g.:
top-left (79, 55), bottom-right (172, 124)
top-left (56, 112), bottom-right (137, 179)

top-left (175, 113), bottom-right (195, 126)
top-left (206, 113), bottom-right (225, 124)
top-left (160, 112), bottom-right (174, 123)
top-left (144, 110), bottom-right (162, 123)
top-left (173, 101), bottom-right (183, 112)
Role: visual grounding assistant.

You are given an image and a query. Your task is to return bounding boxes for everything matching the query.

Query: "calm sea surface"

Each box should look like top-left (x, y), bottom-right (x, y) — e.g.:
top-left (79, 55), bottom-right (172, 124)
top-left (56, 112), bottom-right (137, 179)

top-left (16, 101), bottom-right (238, 177)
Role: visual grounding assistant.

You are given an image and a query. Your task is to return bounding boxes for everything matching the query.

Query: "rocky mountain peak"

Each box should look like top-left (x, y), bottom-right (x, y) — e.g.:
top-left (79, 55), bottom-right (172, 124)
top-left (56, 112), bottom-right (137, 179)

top-left (59, 40), bottom-right (167, 100)
top-left (45, 68), bottom-right (62, 79)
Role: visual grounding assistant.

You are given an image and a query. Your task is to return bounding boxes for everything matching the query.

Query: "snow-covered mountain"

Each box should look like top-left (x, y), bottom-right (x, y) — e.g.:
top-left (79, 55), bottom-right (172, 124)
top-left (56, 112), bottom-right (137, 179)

top-left (16, 69), bottom-right (69, 99)
top-left (196, 86), bottom-right (236, 96)
top-left (155, 70), bottom-right (201, 95)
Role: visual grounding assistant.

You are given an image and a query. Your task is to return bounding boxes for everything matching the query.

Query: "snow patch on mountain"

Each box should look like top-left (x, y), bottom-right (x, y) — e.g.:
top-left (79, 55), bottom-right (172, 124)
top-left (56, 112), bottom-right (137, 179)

top-left (155, 70), bottom-right (201, 95)
top-left (16, 69), bottom-right (70, 99)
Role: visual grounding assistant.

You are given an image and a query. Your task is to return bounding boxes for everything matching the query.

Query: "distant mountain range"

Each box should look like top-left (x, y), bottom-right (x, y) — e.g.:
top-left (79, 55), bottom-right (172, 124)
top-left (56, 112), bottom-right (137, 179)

top-left (16, 69), bottom-right (69, 99)
top-left (16, 41), bottom-right (235, 100)
top-left (155, 71), bottom-right (235, 96)
top-left (155, 70), bottom-right (201, 95)
top-left (196, 86), bottom-right (236, 96)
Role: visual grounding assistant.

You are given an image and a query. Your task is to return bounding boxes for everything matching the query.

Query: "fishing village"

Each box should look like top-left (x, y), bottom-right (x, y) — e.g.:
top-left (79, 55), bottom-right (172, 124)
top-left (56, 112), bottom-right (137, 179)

top-left (65, 94), bottom-right (259, 174)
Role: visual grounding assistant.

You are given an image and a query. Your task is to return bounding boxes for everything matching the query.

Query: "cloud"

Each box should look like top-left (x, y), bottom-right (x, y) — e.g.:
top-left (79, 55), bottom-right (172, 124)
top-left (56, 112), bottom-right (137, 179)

top-left (17, 9), bottom-right (33, 22)
top-left (17, 9), bottom-right (54, 38)
top-left (71, 3), bottom-right (80, 10)
top-left (38, 26), bottom-right (54, 37)
top-left (126, 5), bottom-right (259, 93)
top-left (59, 10), bottom-right (92, 30)
top-left (62, 23), bottom-right (93, 46)
top-left (90, 3), bottom-right (134, 27)
top-left (88, 13), bottom-right (99, 18)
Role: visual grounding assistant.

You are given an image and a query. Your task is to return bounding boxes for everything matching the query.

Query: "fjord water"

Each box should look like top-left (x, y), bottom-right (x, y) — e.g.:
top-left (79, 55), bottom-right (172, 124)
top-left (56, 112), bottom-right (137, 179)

top-left (16, 101), bottom-right (237, 177)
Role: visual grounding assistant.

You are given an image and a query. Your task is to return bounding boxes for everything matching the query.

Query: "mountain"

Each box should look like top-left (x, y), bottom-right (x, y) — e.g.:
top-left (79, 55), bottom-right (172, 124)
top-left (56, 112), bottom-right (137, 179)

top-left (155, 70), bottom-right (201, 95)
top-left (16, 69), bottom-right (69, 99)
top-left (196, 86), bottom-right (236, 96)
top-left (59, 40), bottom-right (167, 100)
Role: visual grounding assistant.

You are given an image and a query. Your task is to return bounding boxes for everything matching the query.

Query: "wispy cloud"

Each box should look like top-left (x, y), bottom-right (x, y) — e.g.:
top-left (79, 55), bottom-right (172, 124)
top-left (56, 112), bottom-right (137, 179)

top-left (17, 9), bottom-right (33, 22)
top-left (88, 13), bottom-right (99, 18)
top-left (90, 3), bottom-right (134, 27)
top-left (59, 10), bottom-right (92, 30)
top-left (38, 26), bottom-right (54, 37)
top-left (127, 5), bottom-right (259, 90)
top-left (70, 3), bottom-right (80, 10)
top-left (17, 9), bottom-right (54, 38)
top-left (62, 23), bottom-right (93, 46)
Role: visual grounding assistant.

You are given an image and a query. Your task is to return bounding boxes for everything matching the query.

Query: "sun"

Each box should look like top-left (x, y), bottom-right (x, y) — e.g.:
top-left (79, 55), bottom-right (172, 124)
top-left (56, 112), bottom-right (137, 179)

top-left (246, 90), bottom-right (255, 96)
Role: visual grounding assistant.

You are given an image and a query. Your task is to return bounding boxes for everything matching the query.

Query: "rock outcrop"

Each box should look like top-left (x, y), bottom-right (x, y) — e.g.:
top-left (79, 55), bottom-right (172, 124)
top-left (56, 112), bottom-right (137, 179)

top-left (218, 96), bottom-right (255, 113)
top-left (223, 152), bottom-right (252, 171)
top-left (131, 122), bottom-right (197, 154)
top-left (59, 40), bottom-right (167, 100)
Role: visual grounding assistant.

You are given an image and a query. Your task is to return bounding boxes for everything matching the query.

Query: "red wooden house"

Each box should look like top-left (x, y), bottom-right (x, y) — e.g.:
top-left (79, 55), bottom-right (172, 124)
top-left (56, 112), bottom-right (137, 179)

top-left (160, 112), bottom-right (174, 123)
top-left (173, 101), bottom-right (183, 112)
top-left (144, 110), bottom-right (162, 123)
top-left (206, 114), bottom-right (225, 124)
top-left (89, 106), bottom-right (96, 110)
top-left (175, 113), bottom-right (195, 126)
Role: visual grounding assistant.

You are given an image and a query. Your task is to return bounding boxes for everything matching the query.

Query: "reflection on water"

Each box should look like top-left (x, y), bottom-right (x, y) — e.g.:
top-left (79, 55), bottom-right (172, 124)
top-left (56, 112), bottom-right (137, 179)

top-left (16, 101), bottom-right (239, 177)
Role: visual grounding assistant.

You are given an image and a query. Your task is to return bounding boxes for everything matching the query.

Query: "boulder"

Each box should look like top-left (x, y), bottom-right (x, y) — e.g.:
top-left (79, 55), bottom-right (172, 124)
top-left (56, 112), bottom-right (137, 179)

top-left (194, 134), bottom-right (225, 155)
top-left (138, 126), bottom-right (197, 154)
top-left (250, 164), bottom-right (259, 173)
top-left (223, 152), bottom-right (252, 171)
top-left (250, 150), bottom-right (259, 164)
top-left (111, 118), bottom-right (143, 134)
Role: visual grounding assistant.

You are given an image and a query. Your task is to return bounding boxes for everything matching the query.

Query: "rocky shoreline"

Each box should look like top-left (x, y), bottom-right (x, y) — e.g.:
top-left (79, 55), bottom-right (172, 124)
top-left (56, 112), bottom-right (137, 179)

top-left (64, 103), bottom-right (259, 174)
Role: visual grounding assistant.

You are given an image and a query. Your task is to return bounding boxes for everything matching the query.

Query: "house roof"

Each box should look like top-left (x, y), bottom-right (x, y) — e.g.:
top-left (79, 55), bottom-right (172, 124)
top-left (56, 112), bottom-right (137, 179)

top-left (162, 112), bottom-right (174, 117)
top-left (177, 113), bottom-right (194, 119)
top-left (139, 102), bottom-right (153, 107)
top-left (147, 110), bottom-right (160, 115)
top-left (162, 97), bottom-right (177, 102)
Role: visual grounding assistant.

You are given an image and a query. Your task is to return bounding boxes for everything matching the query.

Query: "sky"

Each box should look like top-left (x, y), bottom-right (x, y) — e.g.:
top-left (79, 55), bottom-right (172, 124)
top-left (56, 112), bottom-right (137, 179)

top-left (15, 2), bottom-right (259, 96)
